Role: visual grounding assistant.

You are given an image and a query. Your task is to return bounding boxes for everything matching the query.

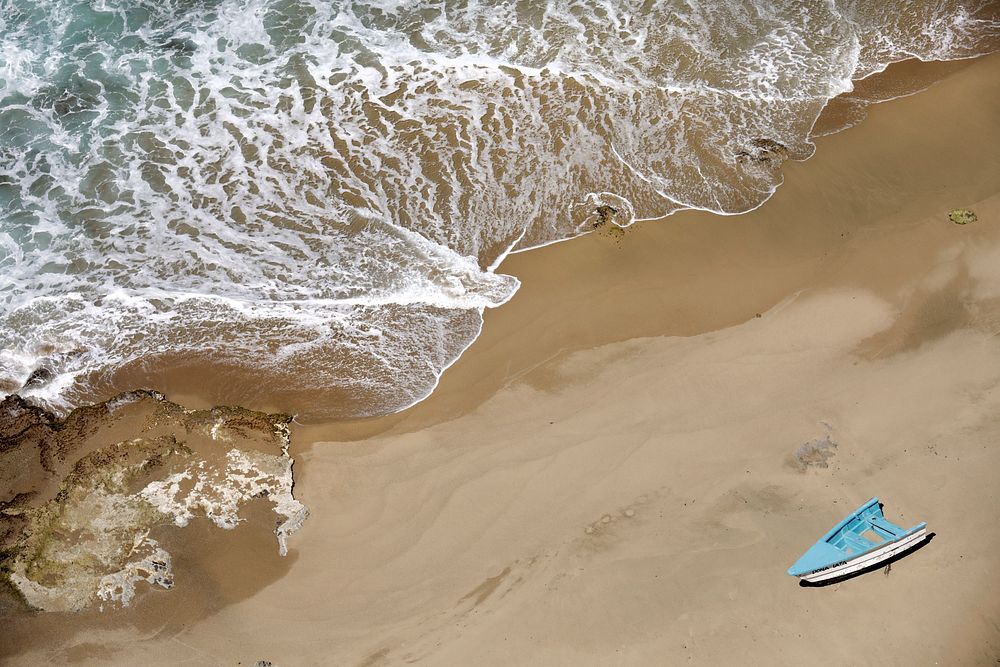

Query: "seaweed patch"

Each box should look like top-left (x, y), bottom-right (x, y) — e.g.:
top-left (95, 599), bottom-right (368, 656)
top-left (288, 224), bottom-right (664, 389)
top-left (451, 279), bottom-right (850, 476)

top-left (948, 208), bottom-right (977, 225)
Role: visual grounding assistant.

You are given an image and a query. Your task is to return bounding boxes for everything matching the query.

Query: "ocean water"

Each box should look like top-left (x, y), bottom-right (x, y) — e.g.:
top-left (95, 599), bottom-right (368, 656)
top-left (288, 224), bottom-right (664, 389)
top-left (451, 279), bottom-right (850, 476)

top-left (1, 0), bottom-right (998, 417)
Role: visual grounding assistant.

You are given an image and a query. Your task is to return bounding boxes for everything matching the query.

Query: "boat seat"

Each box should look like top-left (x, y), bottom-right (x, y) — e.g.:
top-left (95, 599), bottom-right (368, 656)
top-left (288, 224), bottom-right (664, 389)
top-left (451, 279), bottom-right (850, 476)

top-left (868, 516), bottom-right (903, 539)
top-left (842, 532), bottom-right (876, 553)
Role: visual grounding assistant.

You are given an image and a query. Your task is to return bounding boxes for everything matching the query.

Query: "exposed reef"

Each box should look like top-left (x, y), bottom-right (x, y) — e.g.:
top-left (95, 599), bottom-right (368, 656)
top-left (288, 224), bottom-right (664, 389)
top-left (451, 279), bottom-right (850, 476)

top-left (0, 391), bottom-right (307, 612)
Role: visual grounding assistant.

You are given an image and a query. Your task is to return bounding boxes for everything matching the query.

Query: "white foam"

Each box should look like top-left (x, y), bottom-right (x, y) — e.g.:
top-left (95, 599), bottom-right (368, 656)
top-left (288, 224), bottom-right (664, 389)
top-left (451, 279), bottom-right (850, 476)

top-left (1, 0), bottom-right (996, 417)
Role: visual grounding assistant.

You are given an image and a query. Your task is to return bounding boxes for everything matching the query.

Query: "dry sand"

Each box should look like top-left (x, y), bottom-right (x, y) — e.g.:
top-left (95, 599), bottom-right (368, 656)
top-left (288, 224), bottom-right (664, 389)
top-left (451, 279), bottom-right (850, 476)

top-left (6, 52), bottom-right (1000, 665)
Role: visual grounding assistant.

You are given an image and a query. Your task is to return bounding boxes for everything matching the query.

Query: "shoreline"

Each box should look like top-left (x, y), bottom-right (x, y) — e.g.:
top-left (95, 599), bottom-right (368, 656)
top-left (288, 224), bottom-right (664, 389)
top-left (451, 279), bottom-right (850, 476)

top-left (38, 54), bottom-right (988, 425)
top-left (5, 51), bottom-right (1000, 664)
top-left (301, 50), bottom-right (1000, 441)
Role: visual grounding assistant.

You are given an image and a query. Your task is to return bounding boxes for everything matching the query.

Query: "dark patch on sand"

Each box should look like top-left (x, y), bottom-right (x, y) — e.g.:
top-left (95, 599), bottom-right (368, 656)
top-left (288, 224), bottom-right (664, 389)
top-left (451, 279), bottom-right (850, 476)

top-left (459, 565), bottom-right (512, 608)
top-left (788, 435), bottom-right (839, 472)
top-left (856, 270), bottom-right (972, 359)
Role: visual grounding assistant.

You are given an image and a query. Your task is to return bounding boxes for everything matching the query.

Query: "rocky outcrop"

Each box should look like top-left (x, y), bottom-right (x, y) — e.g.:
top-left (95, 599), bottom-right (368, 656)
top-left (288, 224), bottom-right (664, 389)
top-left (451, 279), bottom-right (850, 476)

top-left (20, 367), bottom-right (55, 390)
top-left (735, 138), bottom-right (790, 166)
top-left (594, 205), bottom-right (619, 228)
top-left (0, 391), bottom-right (307, 612)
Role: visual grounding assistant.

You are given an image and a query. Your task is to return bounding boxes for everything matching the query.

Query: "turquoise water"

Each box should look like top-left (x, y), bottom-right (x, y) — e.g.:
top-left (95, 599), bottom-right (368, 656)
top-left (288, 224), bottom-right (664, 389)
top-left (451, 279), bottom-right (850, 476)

top-left (1, 0), bottom-right (997, 416)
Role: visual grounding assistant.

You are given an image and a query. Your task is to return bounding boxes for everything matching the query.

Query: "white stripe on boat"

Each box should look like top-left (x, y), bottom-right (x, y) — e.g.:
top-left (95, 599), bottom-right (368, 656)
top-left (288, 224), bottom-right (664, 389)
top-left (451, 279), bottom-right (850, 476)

top-left (799, 528), bottom-right (928, 582)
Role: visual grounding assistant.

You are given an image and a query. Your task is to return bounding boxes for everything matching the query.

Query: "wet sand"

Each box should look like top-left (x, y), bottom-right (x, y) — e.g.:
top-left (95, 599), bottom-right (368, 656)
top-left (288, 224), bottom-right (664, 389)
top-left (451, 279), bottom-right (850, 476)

top-left (7, 51), bottom-right (1000, 664)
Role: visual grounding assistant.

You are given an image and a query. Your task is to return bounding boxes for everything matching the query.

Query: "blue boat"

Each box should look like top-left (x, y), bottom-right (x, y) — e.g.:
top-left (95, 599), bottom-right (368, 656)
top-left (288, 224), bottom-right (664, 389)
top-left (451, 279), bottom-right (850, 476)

top-left (788, 497), bottom-right (928, 583)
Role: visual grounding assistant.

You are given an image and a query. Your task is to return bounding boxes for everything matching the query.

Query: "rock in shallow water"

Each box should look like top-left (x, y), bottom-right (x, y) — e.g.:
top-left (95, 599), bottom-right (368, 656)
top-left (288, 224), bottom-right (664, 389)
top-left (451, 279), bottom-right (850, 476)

top-left (20, 367), bottom-right (55, 390)
top-left (735, 137), bottom-right (790, 166)
top-left (0, 391), bottom-right (308, 612)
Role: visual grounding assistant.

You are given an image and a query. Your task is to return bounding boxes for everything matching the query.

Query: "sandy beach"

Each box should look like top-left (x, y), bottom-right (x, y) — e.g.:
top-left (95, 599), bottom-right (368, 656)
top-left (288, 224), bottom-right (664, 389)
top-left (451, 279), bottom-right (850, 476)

top-left (5, 48), bottom-right (1000, 666)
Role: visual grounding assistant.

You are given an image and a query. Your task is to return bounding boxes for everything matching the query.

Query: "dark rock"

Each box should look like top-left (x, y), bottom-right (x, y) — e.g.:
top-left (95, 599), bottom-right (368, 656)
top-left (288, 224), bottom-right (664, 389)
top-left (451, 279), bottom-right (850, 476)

top-left (592, 205), bottom-right (628, 247)
top-left (593, 205), bottom-right (619, 228)
top-left (736, 137), bottom-right (789, 165)
top-left (751, 137), bottom-right (788, 153)
top-left (21, 367), bottom-right (55, 390)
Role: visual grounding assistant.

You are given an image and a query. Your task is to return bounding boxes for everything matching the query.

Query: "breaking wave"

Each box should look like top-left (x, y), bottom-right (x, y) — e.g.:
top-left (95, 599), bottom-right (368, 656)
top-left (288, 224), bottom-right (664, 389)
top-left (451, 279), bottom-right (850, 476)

top-left (1, 0), bottom-right (997, 416)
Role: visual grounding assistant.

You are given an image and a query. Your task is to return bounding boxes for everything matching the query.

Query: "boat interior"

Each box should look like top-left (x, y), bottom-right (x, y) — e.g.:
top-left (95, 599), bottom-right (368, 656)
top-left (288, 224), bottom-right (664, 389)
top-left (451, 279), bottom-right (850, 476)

top-left (831, 505), bottom-right (905, 555)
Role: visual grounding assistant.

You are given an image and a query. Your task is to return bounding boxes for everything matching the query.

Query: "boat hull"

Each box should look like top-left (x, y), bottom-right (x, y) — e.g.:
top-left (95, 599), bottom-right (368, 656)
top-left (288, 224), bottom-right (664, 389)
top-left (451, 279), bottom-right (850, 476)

top-left (797, 527), bottom-right (929, 583)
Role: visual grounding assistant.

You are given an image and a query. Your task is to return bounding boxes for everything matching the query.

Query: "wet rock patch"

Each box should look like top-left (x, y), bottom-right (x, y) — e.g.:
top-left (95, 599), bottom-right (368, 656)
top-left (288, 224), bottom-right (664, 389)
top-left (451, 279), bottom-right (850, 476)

top-left (0, 391), bottom-right (308, 612)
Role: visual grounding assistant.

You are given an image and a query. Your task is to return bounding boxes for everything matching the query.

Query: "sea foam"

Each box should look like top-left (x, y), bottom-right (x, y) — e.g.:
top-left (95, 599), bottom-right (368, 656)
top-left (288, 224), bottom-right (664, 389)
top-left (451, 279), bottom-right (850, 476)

top-left (1, 0), bottom-right (997, 416)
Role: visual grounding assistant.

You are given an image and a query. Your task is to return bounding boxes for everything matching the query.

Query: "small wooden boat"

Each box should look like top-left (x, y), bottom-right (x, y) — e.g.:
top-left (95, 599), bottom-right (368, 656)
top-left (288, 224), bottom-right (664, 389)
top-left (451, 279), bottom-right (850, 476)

top-left (788, 497), bottom-right (928, 583)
